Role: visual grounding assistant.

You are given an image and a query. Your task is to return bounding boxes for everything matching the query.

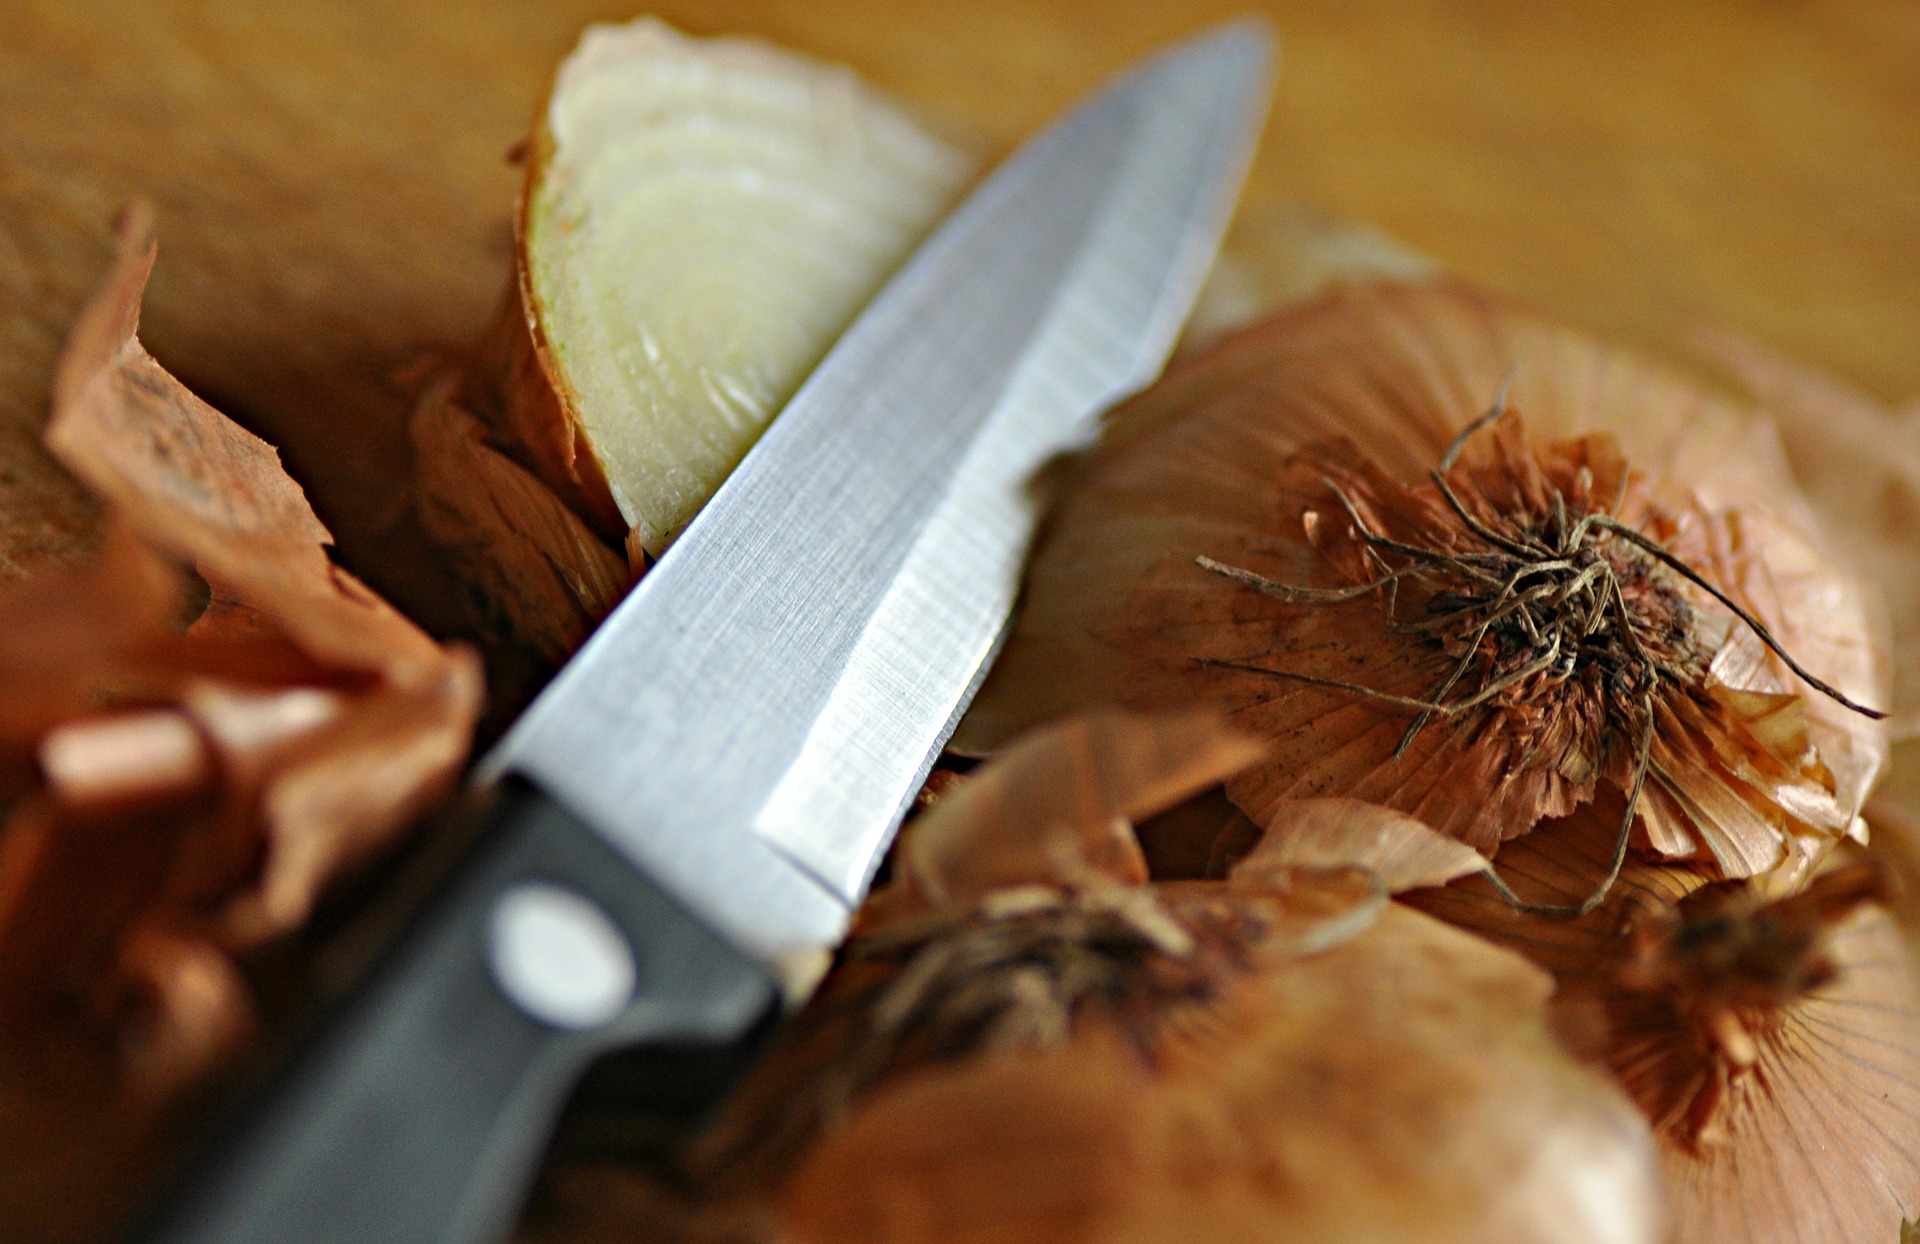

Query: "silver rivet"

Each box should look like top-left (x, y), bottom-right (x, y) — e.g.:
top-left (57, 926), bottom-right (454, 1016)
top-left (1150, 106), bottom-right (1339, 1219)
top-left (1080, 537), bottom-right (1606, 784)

top-left (487, 883), bottom-right (636, 1030)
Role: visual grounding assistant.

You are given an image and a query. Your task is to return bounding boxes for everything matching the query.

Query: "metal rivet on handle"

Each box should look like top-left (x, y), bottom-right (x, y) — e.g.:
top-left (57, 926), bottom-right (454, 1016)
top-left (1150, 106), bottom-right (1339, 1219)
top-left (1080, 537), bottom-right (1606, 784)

top-left (486, 882), bottom-right (637, 1030)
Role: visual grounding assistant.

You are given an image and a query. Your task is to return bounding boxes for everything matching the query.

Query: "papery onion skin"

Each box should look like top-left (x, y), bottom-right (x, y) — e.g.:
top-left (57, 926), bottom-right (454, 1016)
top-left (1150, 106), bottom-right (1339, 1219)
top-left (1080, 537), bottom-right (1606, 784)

top-left (1686, 325), bottom-right (1920, 728)
top-left (1, 205), bottom-right (483, 1244)
top-left (866, 708), bottom-right (1265, 924)
top-left (1226, 795), bottom-right (1491, 892)
top-left (959, 283), bottom-right (1890, 895)
top-left (410, 370), bottom-right (630, 666)
top-left (1407, 808), bottom-right (1920, 1244)
top-left (527, 713), bottom-right (1663, 1244)
top-left (776, 902), bottom-right (1662, 1244)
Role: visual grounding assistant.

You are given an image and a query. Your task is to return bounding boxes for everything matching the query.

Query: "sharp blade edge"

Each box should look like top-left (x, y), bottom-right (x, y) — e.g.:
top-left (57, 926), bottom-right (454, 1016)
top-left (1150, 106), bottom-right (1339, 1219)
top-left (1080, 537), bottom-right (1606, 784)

top-left (484, 23), bottom-right (1274, 963)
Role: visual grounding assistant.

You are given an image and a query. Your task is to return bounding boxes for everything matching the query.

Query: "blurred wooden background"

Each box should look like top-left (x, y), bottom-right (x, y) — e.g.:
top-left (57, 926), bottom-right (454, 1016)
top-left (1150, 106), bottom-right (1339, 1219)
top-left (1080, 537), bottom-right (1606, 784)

top-left (2, 0), bottom-right (1916, 618)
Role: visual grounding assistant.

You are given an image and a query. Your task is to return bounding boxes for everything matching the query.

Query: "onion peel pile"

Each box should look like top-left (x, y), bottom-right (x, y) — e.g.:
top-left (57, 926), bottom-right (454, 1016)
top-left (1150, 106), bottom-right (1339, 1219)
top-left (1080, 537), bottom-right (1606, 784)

top-left (0, 204), bottom-right (483, 1243)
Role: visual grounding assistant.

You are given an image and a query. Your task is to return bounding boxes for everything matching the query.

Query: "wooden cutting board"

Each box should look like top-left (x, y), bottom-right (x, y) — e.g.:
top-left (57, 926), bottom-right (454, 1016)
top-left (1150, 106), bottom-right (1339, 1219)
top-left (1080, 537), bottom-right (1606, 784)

top-left (3, 0), bottom-right (1917, 610)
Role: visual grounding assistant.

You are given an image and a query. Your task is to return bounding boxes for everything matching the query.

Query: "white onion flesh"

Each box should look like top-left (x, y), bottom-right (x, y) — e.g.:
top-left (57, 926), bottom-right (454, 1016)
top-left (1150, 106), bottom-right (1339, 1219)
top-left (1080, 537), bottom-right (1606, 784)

top-left (529, 19), bottom-right (974, 553)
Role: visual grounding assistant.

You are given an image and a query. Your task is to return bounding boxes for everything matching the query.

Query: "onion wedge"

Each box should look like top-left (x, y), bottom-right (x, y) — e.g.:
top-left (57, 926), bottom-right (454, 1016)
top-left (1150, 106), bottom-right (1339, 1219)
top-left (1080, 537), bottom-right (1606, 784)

top-left (494, 18), bottom-right (975, 556)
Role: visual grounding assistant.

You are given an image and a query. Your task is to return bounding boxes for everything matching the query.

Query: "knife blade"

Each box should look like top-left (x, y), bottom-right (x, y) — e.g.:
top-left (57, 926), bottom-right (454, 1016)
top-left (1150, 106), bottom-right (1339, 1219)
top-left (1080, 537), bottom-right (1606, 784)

top-left (126, 21), bottom-right (1271, 1244)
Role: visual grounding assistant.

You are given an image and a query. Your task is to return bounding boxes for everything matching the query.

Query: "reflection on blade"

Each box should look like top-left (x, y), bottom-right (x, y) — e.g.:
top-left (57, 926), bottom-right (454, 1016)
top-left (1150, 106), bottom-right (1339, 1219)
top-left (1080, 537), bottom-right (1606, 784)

top-left (484, 22), bottom-right (1274, 964)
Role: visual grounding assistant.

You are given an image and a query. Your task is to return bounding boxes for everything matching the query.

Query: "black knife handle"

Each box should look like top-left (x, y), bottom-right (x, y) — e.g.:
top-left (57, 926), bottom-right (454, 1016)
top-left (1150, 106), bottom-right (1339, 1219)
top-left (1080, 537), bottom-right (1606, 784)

top-left (124, 780), bottom-right (779, 1244)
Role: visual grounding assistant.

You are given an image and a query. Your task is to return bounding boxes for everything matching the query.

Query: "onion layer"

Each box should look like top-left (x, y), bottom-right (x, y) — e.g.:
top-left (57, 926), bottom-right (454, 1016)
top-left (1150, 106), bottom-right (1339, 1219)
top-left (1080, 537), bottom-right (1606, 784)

top-left (516, 18), bottom-right (974, 555)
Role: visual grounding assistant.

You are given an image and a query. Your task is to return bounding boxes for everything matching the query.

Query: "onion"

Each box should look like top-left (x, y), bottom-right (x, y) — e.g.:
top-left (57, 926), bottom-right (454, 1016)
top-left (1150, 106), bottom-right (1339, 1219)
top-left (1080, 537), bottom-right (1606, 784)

top-left (1407, 806), bottom-right (1920, 1244)
top-left (945, 277), bottom-right (1908, 1242)
top-left (547, 713), bottom-right (1663, 1244)
top-left (412, 19), bottom-right (974, 668)
top-left (778, 901), bottom-right (1662, 1244)
top-left (485, 17), bottom-right (974, 557)
top-left (958, 283), bottom-right (1890, 905)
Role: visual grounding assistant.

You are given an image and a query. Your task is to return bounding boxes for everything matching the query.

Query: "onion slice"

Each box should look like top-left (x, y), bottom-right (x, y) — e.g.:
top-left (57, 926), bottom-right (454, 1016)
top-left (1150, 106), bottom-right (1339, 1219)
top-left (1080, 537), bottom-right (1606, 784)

top-left (506, 18), bottom-right (975, 556)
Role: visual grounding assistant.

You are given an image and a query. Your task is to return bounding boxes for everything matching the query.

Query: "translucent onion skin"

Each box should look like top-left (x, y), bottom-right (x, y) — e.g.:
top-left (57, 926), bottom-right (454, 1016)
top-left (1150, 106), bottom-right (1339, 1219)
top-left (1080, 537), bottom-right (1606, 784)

top-left (958, 283), bottom-right (1890, 892)
top-left (492, 18), bottom-right (975, 557)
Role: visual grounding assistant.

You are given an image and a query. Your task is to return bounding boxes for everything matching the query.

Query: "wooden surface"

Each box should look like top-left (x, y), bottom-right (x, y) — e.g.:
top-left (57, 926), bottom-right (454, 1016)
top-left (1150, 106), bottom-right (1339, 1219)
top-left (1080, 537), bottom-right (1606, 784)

top-left (3, 0), bottom-right (1917, 619)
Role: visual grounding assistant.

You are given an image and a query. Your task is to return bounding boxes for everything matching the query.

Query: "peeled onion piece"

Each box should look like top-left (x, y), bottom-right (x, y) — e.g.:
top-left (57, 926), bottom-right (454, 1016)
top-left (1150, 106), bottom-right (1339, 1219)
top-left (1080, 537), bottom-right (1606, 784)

top-left (500, 18), bottom-right (974, 556)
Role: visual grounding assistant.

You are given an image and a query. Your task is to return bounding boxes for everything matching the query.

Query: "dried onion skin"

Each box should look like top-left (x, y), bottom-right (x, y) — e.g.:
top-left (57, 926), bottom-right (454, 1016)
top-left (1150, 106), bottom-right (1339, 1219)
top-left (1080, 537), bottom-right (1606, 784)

top-left (531, 713), bottom-right (1663, 1244)
top-left (959, 283), bottom-right (1890, 899)
top-left (1408, 808), bottom-right (1920, 1244)
top-left (0, 206), bottom-right (482, 1244)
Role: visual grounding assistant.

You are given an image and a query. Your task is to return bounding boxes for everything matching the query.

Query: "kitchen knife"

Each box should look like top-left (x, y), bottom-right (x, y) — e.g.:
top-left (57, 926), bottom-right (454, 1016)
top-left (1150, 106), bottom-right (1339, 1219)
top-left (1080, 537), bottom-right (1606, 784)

top-left (126, 21), bottom-right (1271, 1244)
